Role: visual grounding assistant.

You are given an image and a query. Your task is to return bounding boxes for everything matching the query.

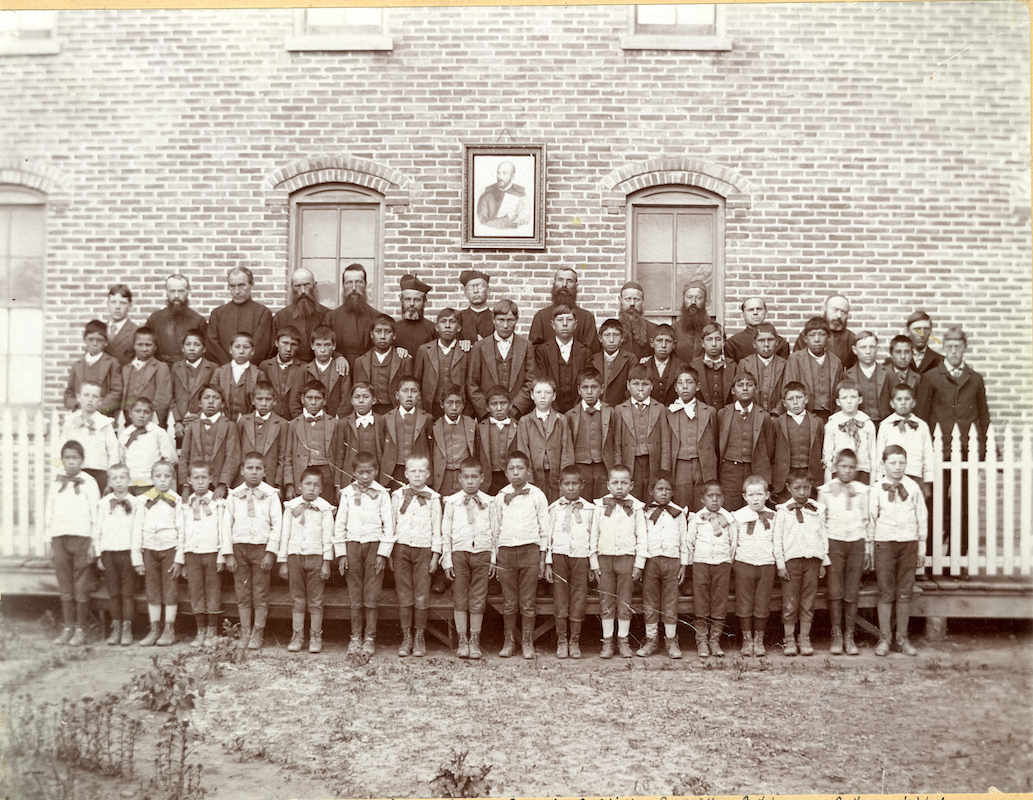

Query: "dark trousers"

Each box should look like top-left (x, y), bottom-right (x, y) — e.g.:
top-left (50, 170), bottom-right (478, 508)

top-left (876, 540), bottom-right (918, 604)
top-left (451, 550), bottom-right (491, 613)
top-left (346, 541), bottom-right (385, 609)
top-left (84, 467), bottom-right (108, 495)
top-left (692, 561), bottom-right (731, 620)
top-left (487, 470), bottom-right (508, 496)
top-left (781, 556), bottom-right (821, 625)
top-left (287, 554), bottom-right (325, 615)
top-left (674, 458), bottom-right (704, 512)
top-left (719, 460), bottom-right (747, 511)
top-left (576, 462), bottom-right (608, 501)
top-left (185, 552), bottom-right (222, 616)
top-left (393, 544), bottom-right (432, 610)
top-left (597, 553), bottom-right (634, 621)
top-left (497, 543), bottom-right (539, 618)
top-left (53, 535), bottom-right (92, 627)
top-left (642, 556), bottom-right (681, 625)
top-left (632, 455), bottom-right (651, 502)
top-left (143, 547), bottom-right (178, 606)
top-left (826, 539), bottom-right (865, 604)
top-left (550, 554), bottom-right (589, 622)
top-left (232, 543), bottom-right (270, 612)
top-left (733, 560), bottom-right (775, 621)
top-left (101, 549), bottom-right (136, 621)
top-left (439, 469), bottom-right (461, 498)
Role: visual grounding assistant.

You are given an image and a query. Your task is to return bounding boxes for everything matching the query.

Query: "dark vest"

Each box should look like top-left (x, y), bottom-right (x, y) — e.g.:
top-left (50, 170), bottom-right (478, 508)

top-left (788, 415), bottom-right (811, 468)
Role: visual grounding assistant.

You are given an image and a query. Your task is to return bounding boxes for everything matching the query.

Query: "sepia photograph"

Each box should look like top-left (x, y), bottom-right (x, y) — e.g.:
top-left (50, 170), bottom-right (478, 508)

top-left (0, 1), bottom-right (1030, 799)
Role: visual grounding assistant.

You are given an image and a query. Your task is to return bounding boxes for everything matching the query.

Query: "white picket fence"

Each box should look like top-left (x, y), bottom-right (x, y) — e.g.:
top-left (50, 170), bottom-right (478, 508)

top-left (1, 407), bottom-right (1031, 576)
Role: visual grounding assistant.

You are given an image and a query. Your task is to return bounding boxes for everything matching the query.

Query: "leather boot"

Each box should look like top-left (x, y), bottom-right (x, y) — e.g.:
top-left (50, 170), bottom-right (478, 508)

top-left (106, 620), bottom-right (121, 646)
top-left (191, 626), bottom-right (206, 648)
top-left (413, 628), bottom-right (426, 658)
top-left (709, 619), bottom-right (724, 657)
top-left (830, 627), bottom-right (843, 655)
top-left (204, 626), bottom-right (218, 646)
top-left (398, 628), bottom-right (413, 657)
top-left (828, 598), bottom-right (843, 654)
top-left (247, 626), bottom-right (264, 651)
top-left (288, 612), bottom-right (305, 652)
top-left (68, 628), bottom-right (87, 647)
top-left (521, 624), bottom-right (535, 659)
top-left (600, 636), bottom-right (614, 659)
top-left (157, 622), bottom-right (176, 647)
top-left (843, 602), bottom-right (859, 655)
top-left (555, 618), bottom-right (568, 659)
top-left (139, 621), bottom-right (161, 647)
top-left (895, 601), bottom-right (917, 655)
top-left (617, 636), bottom-right (633, 658)
top-left (798, 621), bottom-right (813, 656)
top-left (753, 629), bottom-right (766, 658)
top-left (783, 624), bottom-right (798, 656)
top-left (468, 632), bottom-right (482, 660)
top-left (457, 633), bottom-right (470, 659)
top-left (238, 608), bottom-right (252, 649)
top-left (694, 621), bottom-right (710, 659)
top-left (568, 634), bottom-right (582, 659)
top-left (309, 612), bottom-right (323, 654)
top-left (876, 602), bottom-right (893, 656)
top-left (739, 619), bottom-right (752, 657)
top-left (121, 619), bottom-right (134, 647)
top-left (636, 636), bottom-right (657, 657)
top-left (499, 628), bottom-right (517, 658)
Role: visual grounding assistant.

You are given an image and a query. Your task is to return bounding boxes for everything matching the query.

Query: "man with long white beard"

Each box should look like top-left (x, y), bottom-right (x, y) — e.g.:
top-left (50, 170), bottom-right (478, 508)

top-left (272, 268), bottom-right (328, 363)
top-left (673, 281), bottom-right (713, 365)
top-left (616, 281), bottom-right (657, 360)
top-left (145, 274), bottom-right (206, 364)
top-left (528, 267), bottom-right (599, 353)
top-left (394, 274), bottom-right (437, 355)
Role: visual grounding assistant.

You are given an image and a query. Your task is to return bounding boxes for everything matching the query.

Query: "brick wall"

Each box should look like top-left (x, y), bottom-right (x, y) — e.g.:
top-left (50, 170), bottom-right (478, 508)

top-left (2, 2), bottom-right (1030, 423)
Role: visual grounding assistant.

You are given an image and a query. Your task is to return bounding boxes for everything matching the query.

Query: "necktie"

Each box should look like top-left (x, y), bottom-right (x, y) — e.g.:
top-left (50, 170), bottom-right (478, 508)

top-left (503, 487), bottom-right (529, 505)
top-left (585, 405), bottom-right (597, 416)
top-left (109, 322), bottom-right (118, 338)
top-left (894, 418), bottom-right (919, 432)
top-left (646, 503), bottom-right (680, 523)
top-left (57, 474), bottom-right (83, 495)
top-left (786, 500), bottom-right (816, 524)
top-left (603, 497), bottom-right (633, 517)
top-left (145, 490), bottom-right (177, 508)
top-left (739, 406), bottom-right (748, 421)
top-left (702, 510), bottom-right (729, 534)
top-left (244, 487), bottom-right (265, 518)
top-left (745, 509), bottom-right (774, 536)
top-left (83, 415), bottom-right (95, 433)
top-left (949, 368), bottom-right (963, 381)
top-left (110, 497), bottom-right (133, 515)
top-left (192, 495), bottom-right (213, 521)
top-left (829, 480), bottom-right (858, 509)
top-left (884, 482), bottom-right (908, 502)
top-left (400, 487), bottom-right (431, 514)
top-left (463, 493), bottom-right (485, 525)
top-left (124, 425), bottom-right (146, 449)
top-left (291, 501), bottom-right (317, 524)
top-left (838, 417), bottom-right (863, 448)
top-left (560, 498), bottom-right (584, 525)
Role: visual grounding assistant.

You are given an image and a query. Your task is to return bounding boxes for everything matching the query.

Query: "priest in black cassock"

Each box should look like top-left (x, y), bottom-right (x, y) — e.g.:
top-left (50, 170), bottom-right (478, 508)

top-left (394, 274), bottom-right (437, 355)
top-left (457, 269), bottom-right (494, 344)
top-left (205, 267), bottom-right (274, 364)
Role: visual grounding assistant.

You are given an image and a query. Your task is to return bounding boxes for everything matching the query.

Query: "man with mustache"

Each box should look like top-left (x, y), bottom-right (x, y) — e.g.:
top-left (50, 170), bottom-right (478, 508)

top-left (272, 268), bottom-right (328, 363)
top-left (206, 267), bottom-right (274, 365)
top-left (616, 281), bottom-right (657, 360)
top-left (673, 281), bottom-right (715, 365)
top-left (476, 161), bottom-right (530, 230)
top-left (793, 294), bottom-right (857, 369)
top-left (324, 264), bottom-right (381, 367)
top-left (144, 274), bottom-right (207, 364)
top-left (528, 267), bottom-right (599, 354)
top-left (394, 274), bottom-right (438, 355)
top-left (724, 296), bottom-right (791, 363)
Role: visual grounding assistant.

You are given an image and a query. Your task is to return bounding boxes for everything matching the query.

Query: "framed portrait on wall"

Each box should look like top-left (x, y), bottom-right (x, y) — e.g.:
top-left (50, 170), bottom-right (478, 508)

top-left (462, 144), bottom-right (546, 249)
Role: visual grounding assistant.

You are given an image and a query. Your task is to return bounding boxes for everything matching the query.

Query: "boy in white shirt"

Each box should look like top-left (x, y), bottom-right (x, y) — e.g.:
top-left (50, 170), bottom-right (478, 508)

top-left (119, 397), bottom-right (177, 494)
top-left (133, 460), bottom-right (182, 647)
top-left (823, 379), bottom-right (877, 484)
top-left (686, 480), bottom-right (737, 658)
top-left (61, 380), bottom-right (120, 494)
top-left (732, 475), bottom-right (777, 657)
top-left (637, 470), bottom-right (687, 659)
top-left (96, 463), bottom-right (142, 646)
top-left (545, 465), bottom-right (595, 659)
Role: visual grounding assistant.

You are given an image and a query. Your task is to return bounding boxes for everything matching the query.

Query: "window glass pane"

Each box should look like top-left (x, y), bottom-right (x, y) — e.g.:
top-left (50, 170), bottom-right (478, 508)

top-left (339, 209), bottom-right (376, 260)
top-left (10, 258), bottom-right (43, 305)
top-left (638, 263), bottom-right (674, 314)
top-left (9, 307), bottom-right (42, 355)
top-left (301, 208), bottom-right (339, 259)
top-left (636, 213), bottom-right (674, 263)
top-left (676, 5), bottom-right (715, 26)
top-left (637, 5), bottom-right (678, 26)
top-left (676, 213), bottom-right (713, 263)
top-left (301, 258), bottom-right (339, 308)
top-left (11, 207), bottom-right (44, 257)
top-left (8, 355), bottom-right (41, 404)
top-left (676, 263), bottom-right (714, 298)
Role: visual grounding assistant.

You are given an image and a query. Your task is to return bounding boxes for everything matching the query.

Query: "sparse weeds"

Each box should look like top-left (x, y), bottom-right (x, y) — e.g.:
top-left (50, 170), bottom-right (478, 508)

top-left (430, 749), bottom-right (493, 798)
top-left (150, 719), bottom-right (206, 800)
top-left (672, 772), bottom-right (710, 795)
top-left (132, 654), bottom-right (205, 718)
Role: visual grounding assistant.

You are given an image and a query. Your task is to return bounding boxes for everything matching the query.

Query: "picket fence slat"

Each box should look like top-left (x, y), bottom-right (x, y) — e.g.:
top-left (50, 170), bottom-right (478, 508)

top-left (16, 408), bottom-right (29, 558)
top-left (985, 425), bottom-right (997, 575)
top-left (931, 425), bottom-right (944, 572)
top-left (1021, 427), bottom-right (1032, 577)
top-left (1, 408), bottom-right (13, 557)
top-left (949, 424), bottom-right (963, 576)
top-left (32, 409), bottom-right (47, 557)
top-left (1003, 424), bottom-right (1016, 574)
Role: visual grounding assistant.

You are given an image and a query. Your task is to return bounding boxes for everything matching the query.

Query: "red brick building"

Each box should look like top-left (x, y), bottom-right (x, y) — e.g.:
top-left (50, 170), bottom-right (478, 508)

top-left (2, 3), bottom-right (1030, 422)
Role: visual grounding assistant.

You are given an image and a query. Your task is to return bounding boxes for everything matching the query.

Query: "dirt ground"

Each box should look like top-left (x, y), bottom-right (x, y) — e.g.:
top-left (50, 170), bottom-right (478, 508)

top-left (2, 601), bottom-right (1031, 799)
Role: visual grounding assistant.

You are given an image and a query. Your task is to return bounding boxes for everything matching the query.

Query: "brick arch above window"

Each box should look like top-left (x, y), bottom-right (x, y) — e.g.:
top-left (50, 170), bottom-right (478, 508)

top-left (0, 159), bottom-right (72, 207)
top-left (263, 156), bottom-right (411, 208)
top-left (599, 157), bottom-right (749, 213)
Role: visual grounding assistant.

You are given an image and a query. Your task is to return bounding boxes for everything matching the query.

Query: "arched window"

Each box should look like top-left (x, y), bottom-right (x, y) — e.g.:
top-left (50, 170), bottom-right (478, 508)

top-left (289, 184), bottom-right (384, 309)
top-left (0, 186), bottom-right (46, 405)
top-left (627, 185), bottom-right (725, 322)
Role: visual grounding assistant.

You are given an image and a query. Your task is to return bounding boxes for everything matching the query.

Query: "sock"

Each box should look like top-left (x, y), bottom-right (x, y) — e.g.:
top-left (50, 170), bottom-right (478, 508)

top-left (454, 610), bottom-right (468, 636)
top-left (645, 623), bottom-right (658, 639)
top-left (470, 613), bottom-right (483, 635)
top-left (601, 617), bottom-right (615, 639)
top-left (164, 604), bottom-right (178, 625)
top-left (415, 607), bottom-right (428, 629)
top-left (148, 603), bottom-right (162, 624)
top-left (400, 606), bottom-right (413, 630)
top-left (664, 623), bottom-right (677, 640)
top-left (617, 618), bottom-right (630, 638)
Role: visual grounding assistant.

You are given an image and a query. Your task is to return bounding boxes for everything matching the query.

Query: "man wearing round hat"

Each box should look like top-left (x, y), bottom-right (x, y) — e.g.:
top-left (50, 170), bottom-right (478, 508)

top-left (528, 267), bottom-right (599, 354)
top-left (617, 281), bottom-right (658, 359)
top-left (905, 310), bottom-right (944, 375)
top-left (458, 269), bottom-right (494, 344)
top-left (395, 274), bottom-right (438, 355)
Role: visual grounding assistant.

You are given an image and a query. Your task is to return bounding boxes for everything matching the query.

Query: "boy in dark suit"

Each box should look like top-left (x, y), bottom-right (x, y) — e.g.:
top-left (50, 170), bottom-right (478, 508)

top-left (283, 380), bottom-right (339, 504)
top-left (640, 323), bottom-right (684, 407)
top-left (516, 377), bottom-right (574, 503)
top-left (886, 335), bottom-right (922, 393)
top-left (414, 308), bottom-right (468, 419)
top-left (614, 364), bottom-right (672, 502)
top-left (121, 326), bottom-right (172, 428)
top-left (844, 330), bottom-right (893, 425)
top-left (565, 368), bottom-right (615, 501)
top-left (64, 319), bottom-right (123, 418)
top-left (475, 385), bottom-right (518, 495)
top-left (735, 323), bottom-right (786, 417)
top-left (212, 332), bottom-right (259, 421)
top-left (354, 316), bottom-right (411, 417)
top-left (468, 299), bottom-right (535, 421)
top-left (772, 381), bottom-right (824, 503)
top-left (906, 310), bottom-right (944, 375)
top-left (335, 381), bottom-right (385, 489)
top-left (178, 383), bottom-right (241, 500)
top-left (691, 322), bottom-right (736, 411)
top-left (716, 371), bottom-right (775, 511)
top-left (784, 316), bottom-right (844, 424)
top-left (104, 284), bottom-right (138, 368)
top-left (381, 375), bottom-right (433, 489)
top-left (171, 328), bottom-right (216, 444)
top-left (592, 318), bottom-right (634, 408)
top-left (301, 325), bottom-right (352, 418)
top-left (431, 385), bottom-right (477, 496)
top-left (667, 366), bottom-right (718, 512)
top-left (260, 324), bottom-right (306, 421)
top-left (534, 304), bottom-right (592, 414)
top-left (237, 381), bottom-right (287, 491)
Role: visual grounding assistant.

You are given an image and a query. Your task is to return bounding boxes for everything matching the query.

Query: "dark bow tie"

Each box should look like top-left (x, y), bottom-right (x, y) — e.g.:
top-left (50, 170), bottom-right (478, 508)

top-left (145, 490), bottom-right (177, 509)
top-left (191, 495), bottom-right (214, 521)
top-left (883, 482), bottom-right (909, 502)
top-left (603, 497), bottom-right (633, 517)
top-left (893, 418), bottom-right (919, 432)
top-left (57, 474), bottom-right (84, 495)
top-left (503, 487), bottom-right (530, 505)
top-left (646, 502), bottom-right (680, 524)
top-left (584, 405), bottom-right (599, 416)
top-left (838, 418), bottom-right (864, 440)
top-left (400, 487), bottom-right (431, 514)
top-left (786, 500), bottom-right (817, 523)
top-left (354, 486), bottom-right (380, 506)
top-left (700, 510), bottom-right (729, 534)
top-left (124, 425), bottom-right (147, 448)
top-left (291, 501), bottom-right (318, 522)
top-left (463, 493), bottom-right (485, 524)
top-left (559, 498), bottom-right (584, 525)
top-left (110, 497), bottom-right (133, 515)
top-left (745, 509), bottom-right (774, 536)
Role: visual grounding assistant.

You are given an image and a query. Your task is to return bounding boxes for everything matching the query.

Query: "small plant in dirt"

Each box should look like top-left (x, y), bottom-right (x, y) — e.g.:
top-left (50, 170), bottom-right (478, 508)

top-left (672, 773), bottom-right (710, 795)
top-left (149, 718), bottom-right (206, 800)
top-left (133, 654), bottom-right (206, 718)
top-left (430, 749), bottom-right (493, 798)
top-left (196, 633), bottom-right (247, 680)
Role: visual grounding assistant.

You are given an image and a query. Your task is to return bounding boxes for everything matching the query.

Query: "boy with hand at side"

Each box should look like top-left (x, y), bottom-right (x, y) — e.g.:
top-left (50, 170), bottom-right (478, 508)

top-left (475, 386), bottom-right (518, 495)
top-left (467, 299), bottom-right (536, 421)
top-left (442, 457), bottom-right (493, 659)
top-left (773, 469), bottom-right (829, 657)
top-left (381, 375), bottom-right (433, 489)
top-left (732, 475), bottom-right (777, 657)
top-left (64, 319), bottom-right (123, 419)
top-left (47, 440), bottom-right (101, 646)
top-left (354, 316), bottom-right (410, 416)
top-left (640, 323), bottom-right (684, 407)
top-left (869, 445), bottom-right (927, 656)
top-left (223, 452), bottom-right (283, 650)
top-left (213, 332), bottom-right (259, 421)
top-left (667, 366), bottom-right (718, 512)
top-left (877, 384), bottom-right (934, 497)
top-left (717, 371), bottom-right (775, 511)
top-left (564, 368), bottom-right (615, 501)
top-left (589, 464), bottom-right (647, 659)
top-left (133, 460), bottom-right (182, 648)
top-left (490, 452), bottom-right (550, 659)
top-left (886, 334), bottom-right (922, 393)
top-left (615, 364), bottom-right (672, 502)
top-left (260, 325), bottom-right (305, 420)
top-left (179, 384), bottom-right (241, 501)
top-left (173, 461), bottom-right (227, 648)
top-left (431, 386), bottom-right (477, 497)
top-left (277, 467), bottom-right (334, 654)
top-left (691, 323), bottom-right (736, 411)
top-left (96, 463), bottom-right (141, 646)
top-left (120, 397), bottom-right (177, 495)
top-left (735, 323), bottom-right (786, 417)
top-left (772, 381), bottom-right (824, 503)
top-left (784, 316), bottom-right (844, 424)
top-left (637, 470), bottom-right (687, 659)
top-left (390, 454), bottom-right (442, 658)
top-left (171, 329), bottom-right (216, 444)
top-left (61, 380), bottom-right (121, 494)
top-left (592, 318), bottom-right (635, 408)
top-left (516, 377), bottom-right (574, 503)
top-left (845, 330), bottom-right (892, 424)
top-left (336, 382), bottom-right (384, 488)
top-left (301, 325), bottom-right (352, 418)
top-left (237, 381), bottom-right (288, 492)
top-left (534, 304), bottom-right (592, 414)
top-left (414, 307), bottom-right (468, 420)
top-left (121, 326), bottom-right (173, 428)
top-left (545, 465), bottom-right (595, 659)
top-left (823, 379), bottom-right (877, 484)
top-left (334, 451), bottom-right (394, 656)
top-left (283, 380), bottom-right (338, 503)
top-left (686, 480), bottom-right (737, 658)
top-left (818, 449), bottom-right (870, 656)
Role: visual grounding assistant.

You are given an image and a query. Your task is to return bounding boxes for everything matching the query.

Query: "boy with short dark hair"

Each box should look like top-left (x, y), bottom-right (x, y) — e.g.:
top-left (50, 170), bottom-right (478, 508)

top-left (121, 326), bottom-right (172, 427)
top-left (690, 322), bottom-right (736, 411)
top-left (823, 379), bottom-right (877, 485)
top-left (545, 465), bottom-right (594, 659)
top-left (259, 325), bottom-right (306, 420)
top-left (414, 308), bottom-right (468, 419)
top-left (637, 470), bottom-right (687, 659)
top-left (784, 316), bottom-right (844, 424)
top-left (886, 334), bottom-right (922, 393)
top-left (171, 328), bottom-right (216, 443)
top-left (845, 330), bottom-right (892, 424)
top-left (535, 303), bottom-right (592, 414)
top-left (516, 377), bottom-right (574, 503)
top-left (490, 451), bottom-right (550, 659)
top-left (592, 318), bottom-right (634, 408)
top-left (303, 325), bottom-right (352, 417)
top-left (732, 475), bottom-right (777, 657)
top-left (335, 381), bottom-right (384, 488)
top-left (640, 323), bottom-right (684, 407)
top-left (284, 380), bottom-right (339, 503)
top-left (615, 364), bottom-right (672, 502)
top-left (687, 480), bottom-right (738, 659)
top-left (212, 332), bottom-right (258, 421)
top-left (667, 365), bottom-right (718, 512)
top-left (61, 380), bottom-right (120, 494)
top-left (717, 371), bottom-right (775, 511)
top-left (134, 460), bottom-right (182, 647)
top-left (474, 385), bottom-right (518, 495)
top-left (772, 381), bottom-right (824, 502)
top-left (97, 463), bottom-right (141, 646)
top-left (64, 319), bottom-right (123, 418)
top-left (735, 322), bottom-right (786, 417)
top-left (877, 383), bottom-right (934, 493)
top-left (119, 397), bottom-right (176, 494)
top-left (179, 384), bottom-right (241, 501)
top-left (468, 299), bottom-right (536, 420)
top-left (382, 375), bottom-right (433, 489)
top-left (564, 368), bottom-right (615, 501)
top-left (237, 381), bottom-right (288, 491)
top-left (354, 316), bottom-right (410, 416)
top-left (432, 385), bottom-right (477, 496)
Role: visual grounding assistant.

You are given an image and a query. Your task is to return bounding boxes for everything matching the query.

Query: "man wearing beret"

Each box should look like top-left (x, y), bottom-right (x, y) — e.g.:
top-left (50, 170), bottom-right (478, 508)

top-left (528, 267), bottom-right (599, 354)
top-left (457, 270), bottom-right (495, 344)
top-left (395, 274), bottom-right (438, 355)
top-left (905, 310), bottom-right (944, 375)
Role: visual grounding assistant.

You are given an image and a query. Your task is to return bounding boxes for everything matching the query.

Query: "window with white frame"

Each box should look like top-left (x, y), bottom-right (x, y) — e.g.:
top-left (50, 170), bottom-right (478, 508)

top-left (0, 187), bottom-right (46, 405)
top-left (0, 10), bottom-right (60, 56)
top-left (621, 4), bottom-right (731, 51)
top-left (285, 7), bottom-right (392, 52)
top-left (290, 185), bottom-right (383, 310)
